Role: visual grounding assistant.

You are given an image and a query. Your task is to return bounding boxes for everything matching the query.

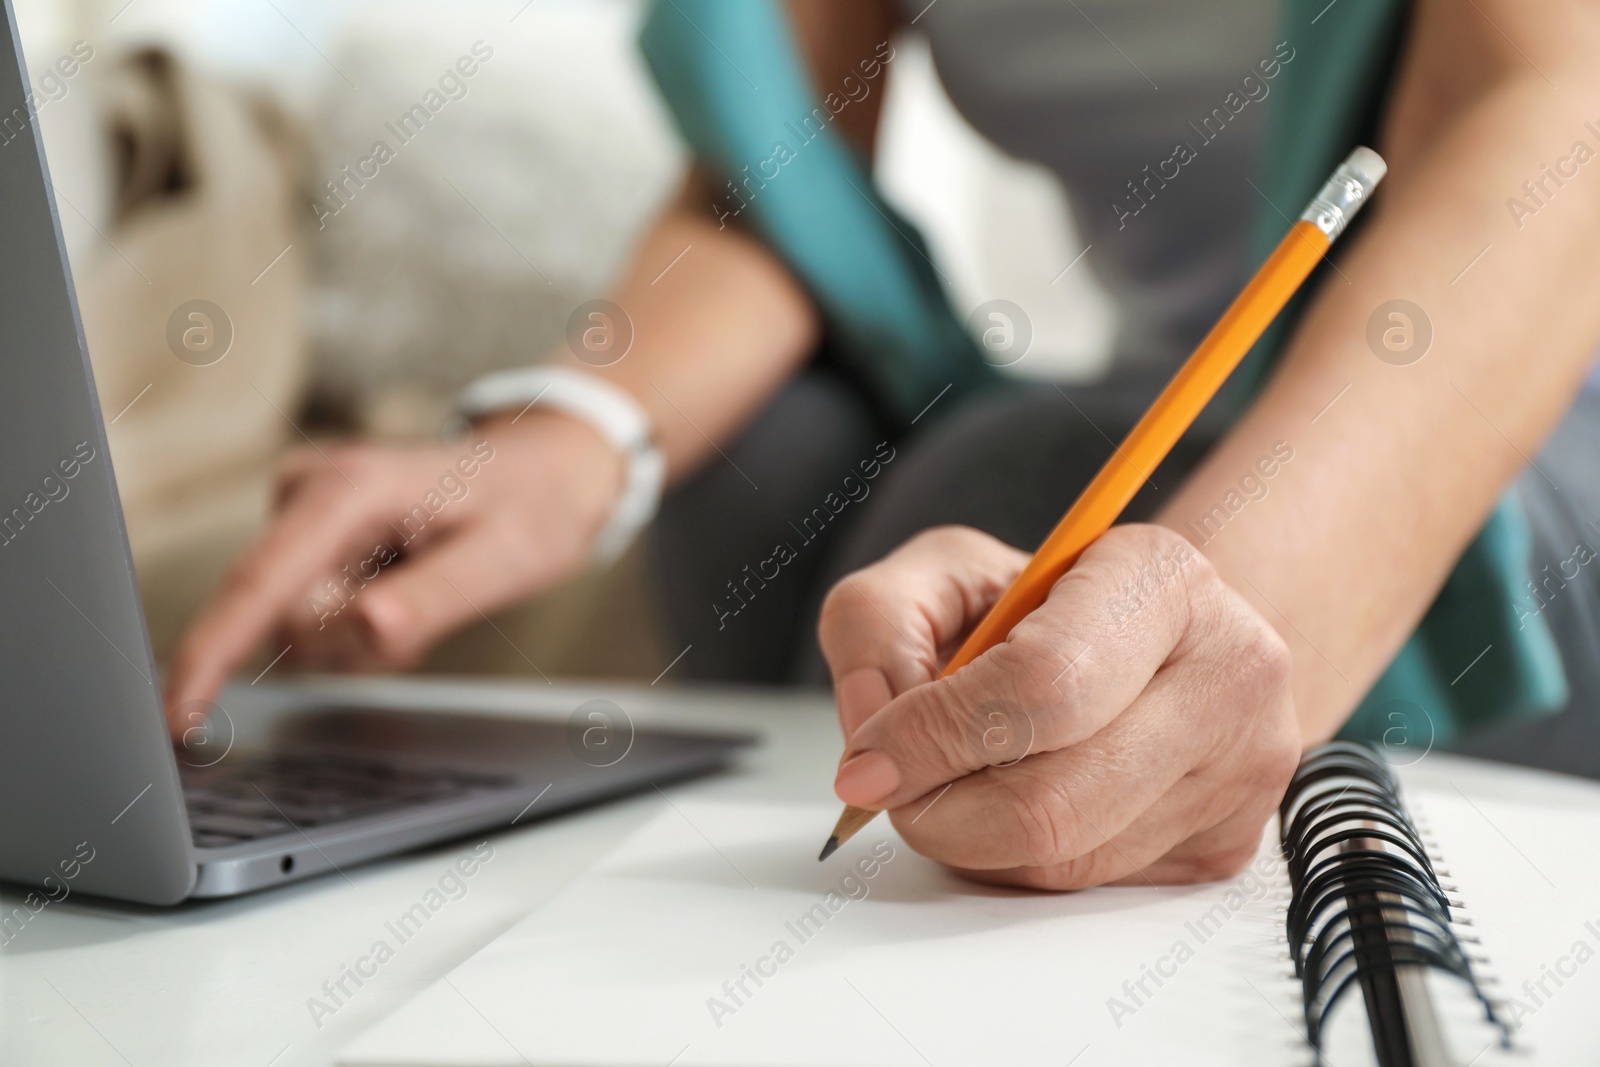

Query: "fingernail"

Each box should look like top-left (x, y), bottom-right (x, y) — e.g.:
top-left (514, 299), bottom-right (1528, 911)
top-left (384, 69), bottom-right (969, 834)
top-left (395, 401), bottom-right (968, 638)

top-left (834, 751), bottom-right (900, 807)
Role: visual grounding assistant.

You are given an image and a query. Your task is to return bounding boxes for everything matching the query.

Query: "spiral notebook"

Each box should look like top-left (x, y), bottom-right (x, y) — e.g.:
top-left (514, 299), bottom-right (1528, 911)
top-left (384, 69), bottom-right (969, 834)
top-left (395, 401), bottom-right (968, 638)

top-left (341, 746), bottom-right (1600, 1066)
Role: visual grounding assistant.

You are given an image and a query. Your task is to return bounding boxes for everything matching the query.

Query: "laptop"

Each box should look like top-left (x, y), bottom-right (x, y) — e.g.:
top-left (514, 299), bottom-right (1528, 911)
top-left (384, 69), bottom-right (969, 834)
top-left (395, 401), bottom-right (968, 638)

top-left (0, 2), bottom-right (751, 906)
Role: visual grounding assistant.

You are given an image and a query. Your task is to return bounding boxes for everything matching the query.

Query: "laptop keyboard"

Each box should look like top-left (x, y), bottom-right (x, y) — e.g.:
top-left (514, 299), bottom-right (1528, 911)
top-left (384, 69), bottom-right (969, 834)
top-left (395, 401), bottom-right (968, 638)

top-left (178, 752), bottom-right (515, 849)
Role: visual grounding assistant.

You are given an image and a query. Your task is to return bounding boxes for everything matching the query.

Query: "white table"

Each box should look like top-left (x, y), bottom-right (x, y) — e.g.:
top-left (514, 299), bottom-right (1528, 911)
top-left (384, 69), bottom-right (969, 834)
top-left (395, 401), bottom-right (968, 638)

top-left (0, 677), bottom-right (844, 1067)
top-left (2, 677), bottom-right (1587, 1066)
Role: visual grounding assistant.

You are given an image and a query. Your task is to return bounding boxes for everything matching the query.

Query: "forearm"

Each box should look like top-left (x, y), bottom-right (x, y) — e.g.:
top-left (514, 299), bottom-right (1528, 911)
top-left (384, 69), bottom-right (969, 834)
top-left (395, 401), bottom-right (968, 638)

top-left (1158, 50), bottom-right (1600, 740)
top-left (562, 174), bottom-right (820, 481)
top-left (557, 0), bottom-right (897, 481)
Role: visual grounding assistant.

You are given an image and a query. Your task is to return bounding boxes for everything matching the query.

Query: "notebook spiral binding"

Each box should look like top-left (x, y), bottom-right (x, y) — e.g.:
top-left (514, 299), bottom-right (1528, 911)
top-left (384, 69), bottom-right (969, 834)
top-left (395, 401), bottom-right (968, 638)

top-left (1279, 742), bottom-right (1510, 1066)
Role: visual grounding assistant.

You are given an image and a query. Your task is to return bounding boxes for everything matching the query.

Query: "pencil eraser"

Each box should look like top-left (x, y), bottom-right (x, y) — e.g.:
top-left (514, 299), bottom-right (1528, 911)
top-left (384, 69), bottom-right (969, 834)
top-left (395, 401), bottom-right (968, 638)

top-left (1345, 146), bottom-right (1387, 191)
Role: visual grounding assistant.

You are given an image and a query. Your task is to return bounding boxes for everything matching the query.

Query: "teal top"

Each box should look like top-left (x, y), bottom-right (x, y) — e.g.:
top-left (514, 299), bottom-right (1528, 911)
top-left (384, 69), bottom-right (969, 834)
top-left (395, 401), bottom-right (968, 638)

top-left (638, 0), bottom-right (1569, 742)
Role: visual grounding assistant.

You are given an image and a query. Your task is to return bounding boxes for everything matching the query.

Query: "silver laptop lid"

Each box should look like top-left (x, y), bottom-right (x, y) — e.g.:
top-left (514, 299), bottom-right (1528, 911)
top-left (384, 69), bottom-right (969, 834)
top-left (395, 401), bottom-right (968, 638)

top-left (0, 0), bottom-right (193, 904)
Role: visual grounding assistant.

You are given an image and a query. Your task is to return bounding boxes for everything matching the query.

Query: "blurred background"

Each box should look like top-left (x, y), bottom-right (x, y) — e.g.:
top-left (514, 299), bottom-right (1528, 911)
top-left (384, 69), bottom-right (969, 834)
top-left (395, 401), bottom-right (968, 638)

top-left (12, 0), bottom-right (1115, 684)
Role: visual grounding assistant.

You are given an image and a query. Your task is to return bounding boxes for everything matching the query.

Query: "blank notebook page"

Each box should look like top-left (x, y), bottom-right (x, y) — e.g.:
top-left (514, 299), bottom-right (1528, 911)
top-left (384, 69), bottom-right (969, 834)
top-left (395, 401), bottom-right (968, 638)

top-left (340, 758), bottom-right (1600, 1066)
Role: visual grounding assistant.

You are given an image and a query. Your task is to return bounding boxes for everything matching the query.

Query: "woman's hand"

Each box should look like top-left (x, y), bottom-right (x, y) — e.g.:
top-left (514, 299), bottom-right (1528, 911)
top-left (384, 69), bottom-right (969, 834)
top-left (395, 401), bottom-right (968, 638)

top-left (160, 163), bottom-right (827, 740)
top-left (817, 524), bottom-right (1300, 890)
top-left (162, 409), bottom-right (622, 736)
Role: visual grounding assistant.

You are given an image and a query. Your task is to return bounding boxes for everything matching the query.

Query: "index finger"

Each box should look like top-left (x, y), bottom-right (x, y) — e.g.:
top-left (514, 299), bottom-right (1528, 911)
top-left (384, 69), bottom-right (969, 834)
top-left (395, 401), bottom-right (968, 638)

top-left (817, 527), bottom-right (1028, 737)
top-left (162, 474), bottom-right (405, 728)
top-left (833, 526), bottom-right (1203, 811)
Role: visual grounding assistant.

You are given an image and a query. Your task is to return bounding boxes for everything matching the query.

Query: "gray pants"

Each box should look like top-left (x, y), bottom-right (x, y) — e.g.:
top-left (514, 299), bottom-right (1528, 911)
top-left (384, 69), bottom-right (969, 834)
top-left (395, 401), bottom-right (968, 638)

top-left (648, 373), bottom-right (1600, 778)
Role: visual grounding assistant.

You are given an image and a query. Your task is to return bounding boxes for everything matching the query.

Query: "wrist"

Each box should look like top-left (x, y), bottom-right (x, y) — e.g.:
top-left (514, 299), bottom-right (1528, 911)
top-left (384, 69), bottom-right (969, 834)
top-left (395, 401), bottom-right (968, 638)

top-left (457, 365), bottom-right (666, 563)
top-left (477, 407), bottom-right (625, 531)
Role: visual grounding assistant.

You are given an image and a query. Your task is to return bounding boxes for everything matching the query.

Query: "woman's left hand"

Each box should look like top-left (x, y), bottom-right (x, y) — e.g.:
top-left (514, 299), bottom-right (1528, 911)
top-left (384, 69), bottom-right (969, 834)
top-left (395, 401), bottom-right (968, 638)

top-left (817, 524), bottom-right (1301, 889)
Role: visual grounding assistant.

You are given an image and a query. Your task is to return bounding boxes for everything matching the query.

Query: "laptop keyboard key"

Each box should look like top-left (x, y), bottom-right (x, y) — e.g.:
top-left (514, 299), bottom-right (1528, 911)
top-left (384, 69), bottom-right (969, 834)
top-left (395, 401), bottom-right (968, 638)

top-left (181, 751), bottom-right (514, 848)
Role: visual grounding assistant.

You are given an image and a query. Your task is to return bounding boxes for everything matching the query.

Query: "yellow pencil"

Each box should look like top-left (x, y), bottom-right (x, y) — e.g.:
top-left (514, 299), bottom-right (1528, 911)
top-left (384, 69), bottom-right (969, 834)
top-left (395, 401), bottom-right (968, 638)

top-left (820, 146), bottom-right (1388, 861)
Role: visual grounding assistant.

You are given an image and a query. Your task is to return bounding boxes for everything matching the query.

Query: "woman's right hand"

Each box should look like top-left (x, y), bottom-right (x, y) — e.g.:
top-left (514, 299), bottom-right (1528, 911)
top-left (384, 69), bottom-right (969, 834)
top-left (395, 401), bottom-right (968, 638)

top-left (162, 407), bottom-right (623, 737)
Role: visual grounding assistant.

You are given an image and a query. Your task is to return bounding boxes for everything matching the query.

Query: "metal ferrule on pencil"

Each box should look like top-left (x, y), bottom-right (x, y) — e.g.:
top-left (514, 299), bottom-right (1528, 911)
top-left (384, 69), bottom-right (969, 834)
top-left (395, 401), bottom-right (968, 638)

top-left (1299, 146), bottom-right (1388, 240)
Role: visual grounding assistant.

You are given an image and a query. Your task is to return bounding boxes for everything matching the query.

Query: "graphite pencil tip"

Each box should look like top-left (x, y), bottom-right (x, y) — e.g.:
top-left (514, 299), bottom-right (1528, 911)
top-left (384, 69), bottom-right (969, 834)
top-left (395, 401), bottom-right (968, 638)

top-left (818, 805), bottom-right (879, 861)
